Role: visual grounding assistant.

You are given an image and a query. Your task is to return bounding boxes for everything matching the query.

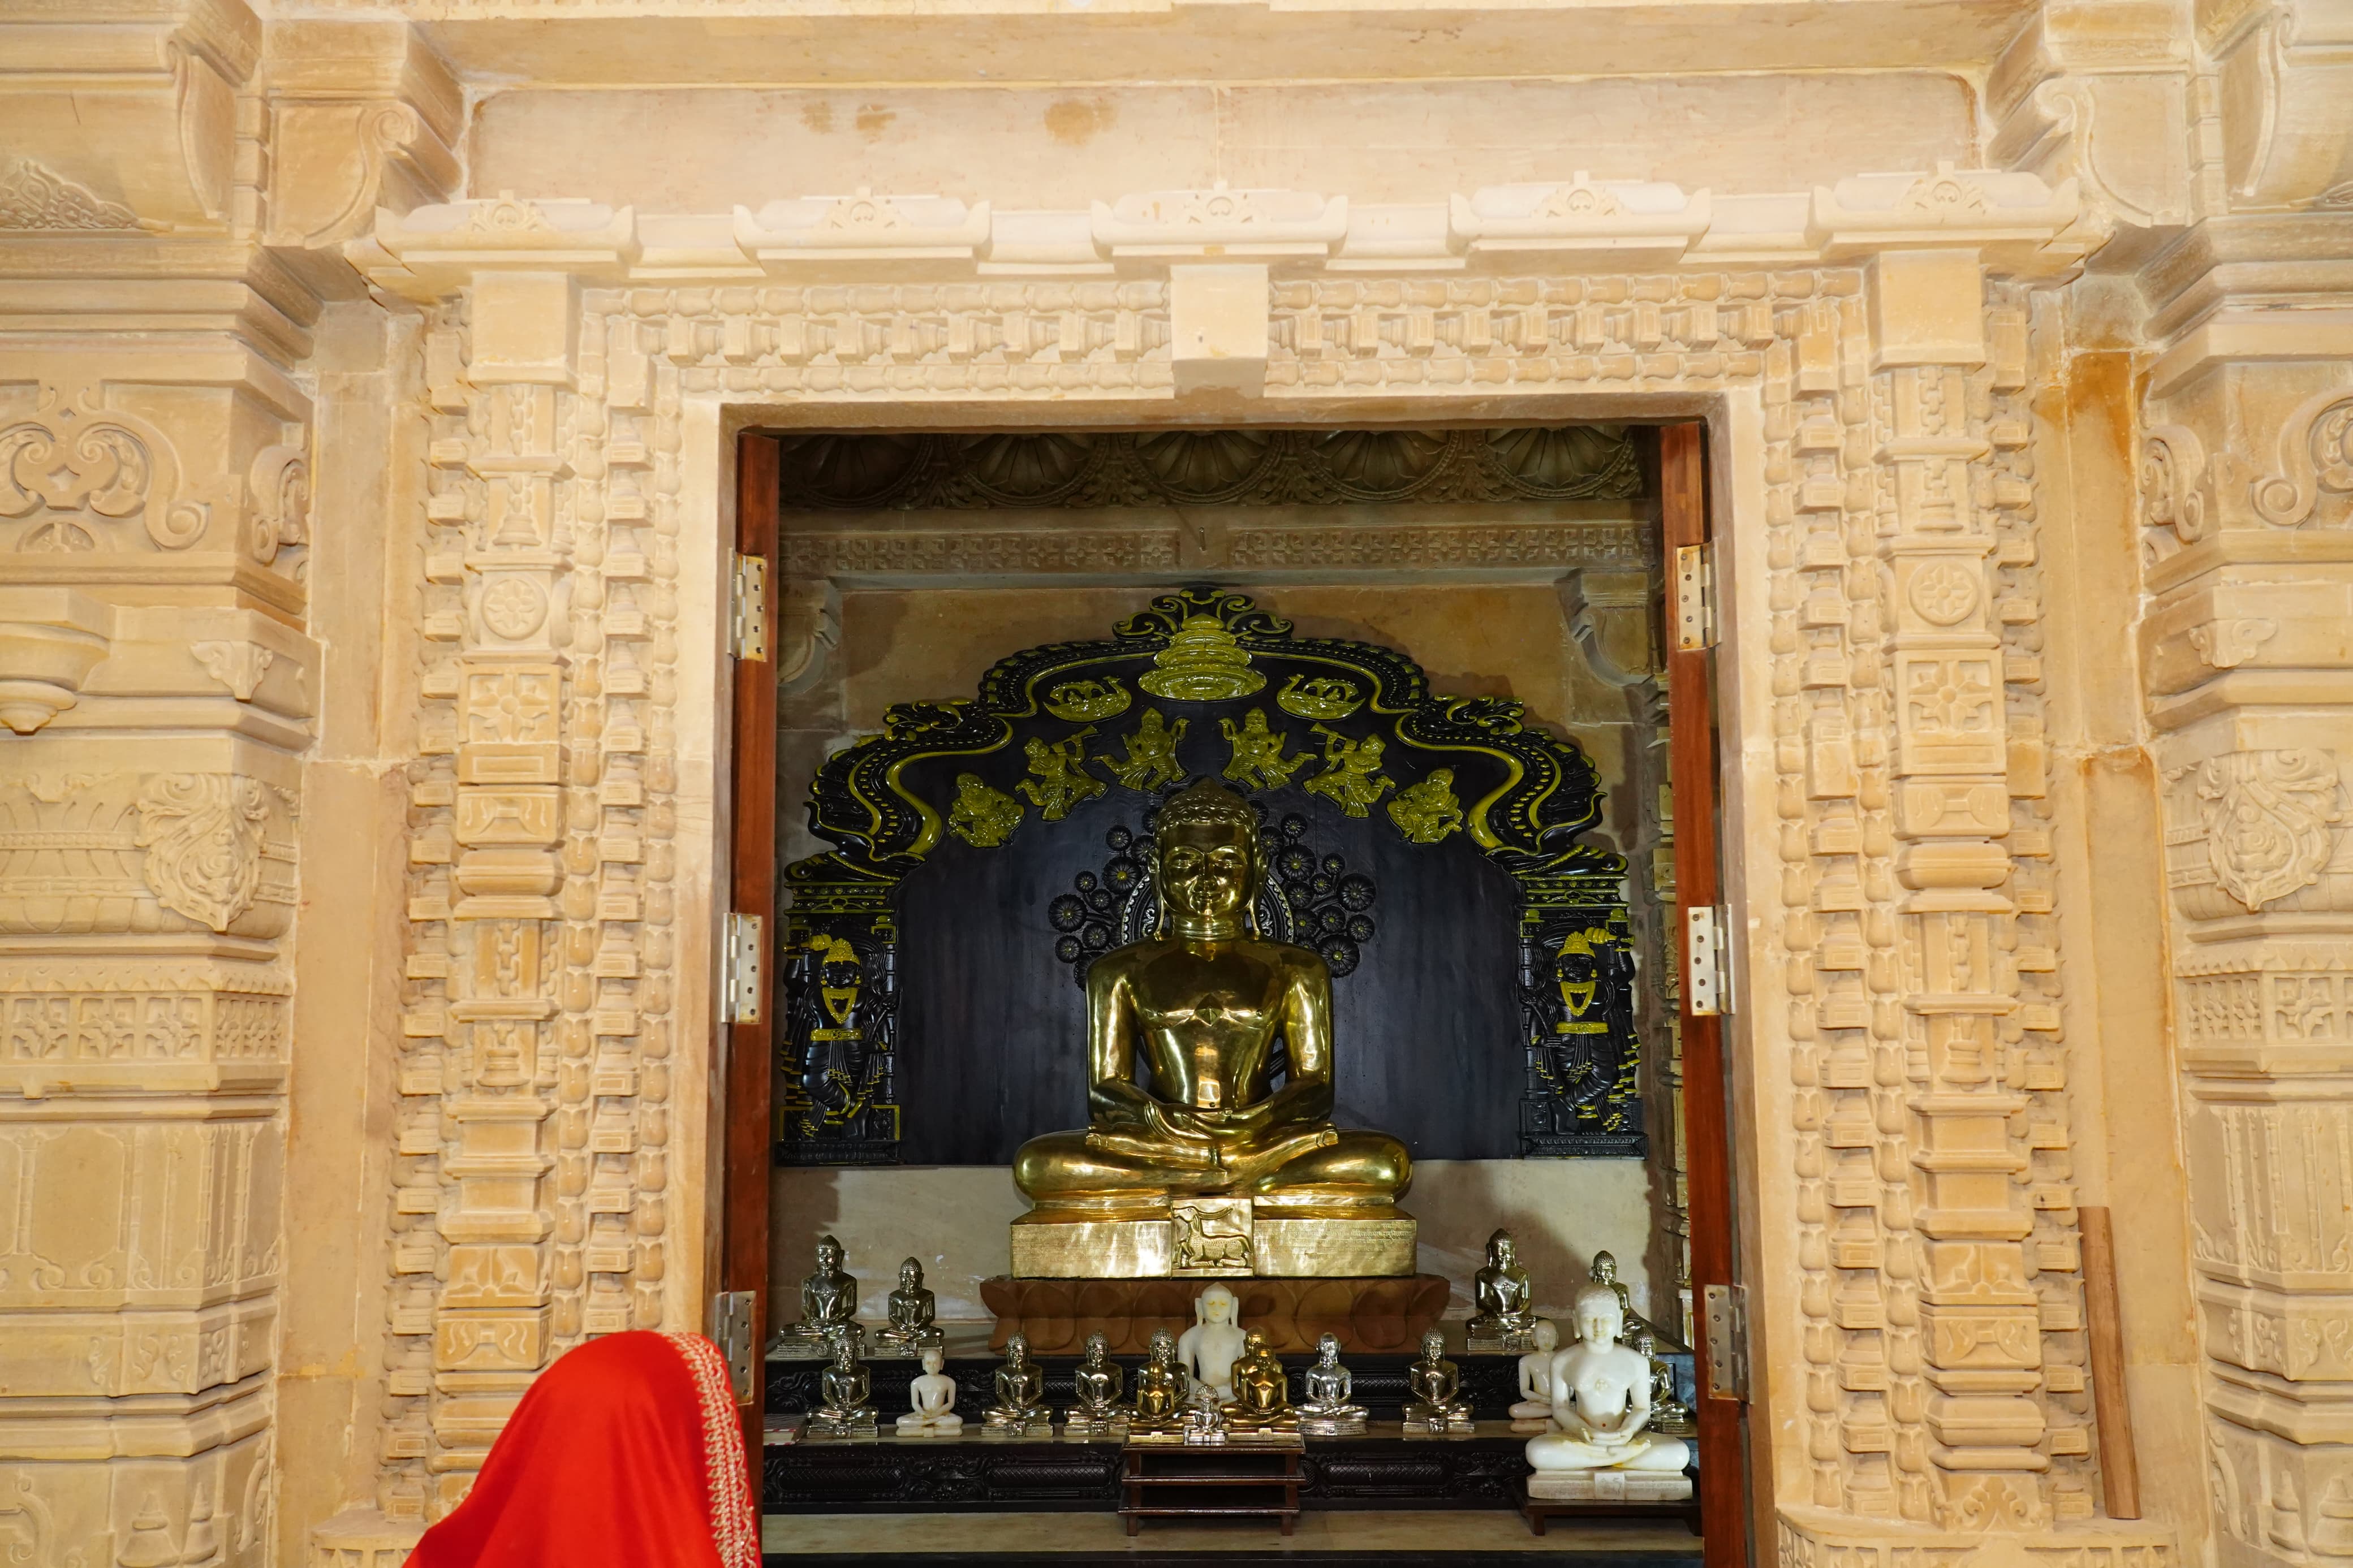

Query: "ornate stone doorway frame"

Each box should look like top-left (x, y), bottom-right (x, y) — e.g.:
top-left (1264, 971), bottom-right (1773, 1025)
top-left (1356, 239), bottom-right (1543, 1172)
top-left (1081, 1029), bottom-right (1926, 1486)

top-left (336, 191), bottom-right (2178, 1561)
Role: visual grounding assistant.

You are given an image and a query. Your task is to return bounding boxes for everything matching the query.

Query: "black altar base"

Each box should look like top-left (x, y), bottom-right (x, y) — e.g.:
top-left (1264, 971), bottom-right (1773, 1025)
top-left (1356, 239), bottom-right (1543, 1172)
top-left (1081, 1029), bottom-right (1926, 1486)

top-left (763, 1349), bottom-right (1697, 1517)
top-left (767, 1426), bottom-right (1535, 1514)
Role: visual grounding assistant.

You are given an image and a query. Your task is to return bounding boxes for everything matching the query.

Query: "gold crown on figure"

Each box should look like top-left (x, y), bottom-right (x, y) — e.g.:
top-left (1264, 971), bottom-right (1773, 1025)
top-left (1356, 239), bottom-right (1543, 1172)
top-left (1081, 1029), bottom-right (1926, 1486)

top-left (1139, 615), bottom-right (1265, 701)
top-left (1153, 779), bottom-right (1260, 842)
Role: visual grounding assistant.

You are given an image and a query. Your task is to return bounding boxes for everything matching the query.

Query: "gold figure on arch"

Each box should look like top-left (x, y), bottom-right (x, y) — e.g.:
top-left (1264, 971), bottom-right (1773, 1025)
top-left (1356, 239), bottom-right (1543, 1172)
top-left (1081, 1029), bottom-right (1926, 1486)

top-left (947, 774), bottom-right (1024, 848)
top-left (1387, 768), bottom-right (1464, 843)
top-left (1099, 709), bottom-right (1189, 793)
top-left (1219, 709), bottom-right (1309, 791)
top-left (1302, 726), bottom-right (1394, 817)
top-left (1018, 729), bottom-right (1109, 820)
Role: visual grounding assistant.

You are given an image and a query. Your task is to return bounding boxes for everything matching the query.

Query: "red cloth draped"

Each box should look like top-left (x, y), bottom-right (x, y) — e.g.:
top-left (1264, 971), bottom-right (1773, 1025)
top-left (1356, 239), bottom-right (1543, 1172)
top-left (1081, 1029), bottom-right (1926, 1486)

top-left (405, 1332), bottom-right (759, 1568)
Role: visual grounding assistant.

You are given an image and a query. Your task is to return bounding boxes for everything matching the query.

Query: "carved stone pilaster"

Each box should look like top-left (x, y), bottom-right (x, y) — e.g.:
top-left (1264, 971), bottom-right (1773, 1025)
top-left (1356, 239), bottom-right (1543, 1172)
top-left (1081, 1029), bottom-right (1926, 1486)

top-left (2139, 193), bottom-right (2353, 1566)
top-left (0, 25), bottom-right (325, 1565)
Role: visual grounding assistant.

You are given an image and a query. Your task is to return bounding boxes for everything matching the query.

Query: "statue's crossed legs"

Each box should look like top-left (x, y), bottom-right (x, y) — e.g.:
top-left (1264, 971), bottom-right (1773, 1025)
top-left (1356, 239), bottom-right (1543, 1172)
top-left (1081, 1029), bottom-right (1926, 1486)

top-left (1012, 1126), bottom-right (1410, 1209)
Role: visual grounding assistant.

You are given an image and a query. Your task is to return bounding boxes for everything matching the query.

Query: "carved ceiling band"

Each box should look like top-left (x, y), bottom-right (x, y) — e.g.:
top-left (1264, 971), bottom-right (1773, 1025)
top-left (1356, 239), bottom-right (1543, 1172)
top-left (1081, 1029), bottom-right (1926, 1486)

top-left (774, 426), bottom-right (1641, 512)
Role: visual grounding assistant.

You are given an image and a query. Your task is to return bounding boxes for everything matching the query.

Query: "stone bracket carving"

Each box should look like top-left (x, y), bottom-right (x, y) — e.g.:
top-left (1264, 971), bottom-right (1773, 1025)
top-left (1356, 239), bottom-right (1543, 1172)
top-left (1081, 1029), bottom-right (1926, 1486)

top-left (1810, 162), bottom-right (2084, 272)
top-left (777, 577), bottom-right (839, 699)
top-left (1449, 176), bottom-right (1712, 265)
top-left (1561, 568), bottom-right (1659, 688)
top-left (735, 192), bottom-right (992, 266)
top-left (0, 586), bottom-right (113, 735)
top-left (256, 18), bottom-right (465, 257)
top-left (1092, 184), bottom-right (1348, 259)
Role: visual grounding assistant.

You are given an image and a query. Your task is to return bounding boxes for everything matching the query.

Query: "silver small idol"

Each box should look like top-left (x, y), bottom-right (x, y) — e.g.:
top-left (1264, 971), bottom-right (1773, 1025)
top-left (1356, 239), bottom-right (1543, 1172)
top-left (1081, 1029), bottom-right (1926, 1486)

top-left (873, 1256), bottom-right (944, 1358)
top-left (1402, 1329), bottom-right (1476, 1436)
top-left (1180, 1380), bottom-right (1228, 1446)
top-left (1466, 1227), bottom-right (1538, 1351)
top-left (1296, 1333), bottom-right (1368, 1436)
top-left (1061, 1333), bottom-right (1129, 1440)
top-left (1633, 1325), bottom-right (1696, 1436)
top-left (772, 1233), bottom-right (859, 1359)
top-left (982, 1334), bottom-right (1050, 1439)
top-left (805, 1326), bottom-right (878, 1439)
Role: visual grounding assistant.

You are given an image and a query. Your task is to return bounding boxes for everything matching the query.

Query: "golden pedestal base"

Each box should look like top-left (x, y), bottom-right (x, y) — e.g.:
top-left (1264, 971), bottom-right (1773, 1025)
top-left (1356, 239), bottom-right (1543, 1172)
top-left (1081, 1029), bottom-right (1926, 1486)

top-left (1009, 1202), bottom-right (1416, 1279)
top-left (980, 1273), bottom-right (1450, 1355)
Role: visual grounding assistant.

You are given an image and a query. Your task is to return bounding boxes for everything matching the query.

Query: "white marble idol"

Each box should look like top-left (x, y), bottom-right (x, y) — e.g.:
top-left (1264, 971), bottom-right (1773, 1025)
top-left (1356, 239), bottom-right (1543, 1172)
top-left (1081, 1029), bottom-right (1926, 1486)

top-left (895, 1345), bottom-right (963, 1437)
top-left (1176, 1282), bottom-right (1247, 1402)
top-left (1525, 1284), bottom-right (1691, 1493)
top-left (1509, 1319), bottom-right (1562, 1431)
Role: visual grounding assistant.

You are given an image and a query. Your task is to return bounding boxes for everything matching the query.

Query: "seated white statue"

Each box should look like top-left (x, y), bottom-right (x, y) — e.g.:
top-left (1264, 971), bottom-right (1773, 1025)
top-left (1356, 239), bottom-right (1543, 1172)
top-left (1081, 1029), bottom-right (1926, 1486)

top-left (895, 1346), bottom-right (964, 1437)
top-left (1510, 1319), bottom-right (1561, 1426)
top-left (1176, 1282), bottom-right (1247, 1402)
top-left (1527, 1284), bottom-right (1690, 1474)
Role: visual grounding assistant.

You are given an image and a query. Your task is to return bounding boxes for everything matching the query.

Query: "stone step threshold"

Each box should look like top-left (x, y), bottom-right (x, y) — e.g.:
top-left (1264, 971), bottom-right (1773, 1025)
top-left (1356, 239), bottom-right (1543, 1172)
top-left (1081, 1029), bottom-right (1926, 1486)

top-left (763, 1506), bottom-right (1703, 1565)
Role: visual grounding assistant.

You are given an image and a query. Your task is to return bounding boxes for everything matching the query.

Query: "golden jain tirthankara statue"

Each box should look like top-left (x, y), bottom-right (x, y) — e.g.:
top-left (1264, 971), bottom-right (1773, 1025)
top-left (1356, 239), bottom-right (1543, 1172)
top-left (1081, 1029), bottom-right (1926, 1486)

top-left (1009, 778), bottom-right (1416, 1277)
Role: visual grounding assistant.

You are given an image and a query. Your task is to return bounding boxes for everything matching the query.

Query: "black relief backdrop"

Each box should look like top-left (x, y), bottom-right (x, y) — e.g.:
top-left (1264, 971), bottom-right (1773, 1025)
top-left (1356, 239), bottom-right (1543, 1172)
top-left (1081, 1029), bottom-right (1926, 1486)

top-left (894, 723), bottom-right (1522, 1165)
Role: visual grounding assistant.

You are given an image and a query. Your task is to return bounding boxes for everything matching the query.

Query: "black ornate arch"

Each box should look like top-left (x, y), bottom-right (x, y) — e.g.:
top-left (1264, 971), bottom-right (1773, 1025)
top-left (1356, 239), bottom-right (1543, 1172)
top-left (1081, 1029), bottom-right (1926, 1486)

top-left (778, 586), bottom-right (1644, 1165)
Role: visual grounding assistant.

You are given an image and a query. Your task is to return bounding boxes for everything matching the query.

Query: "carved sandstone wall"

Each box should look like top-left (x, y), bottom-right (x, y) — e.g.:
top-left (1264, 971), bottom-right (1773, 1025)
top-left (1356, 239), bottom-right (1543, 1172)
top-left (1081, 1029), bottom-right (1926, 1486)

top-left (17, 1), bottom-right (2353, 1564)
top-left (329, 162), bottom-right (2158, 1561)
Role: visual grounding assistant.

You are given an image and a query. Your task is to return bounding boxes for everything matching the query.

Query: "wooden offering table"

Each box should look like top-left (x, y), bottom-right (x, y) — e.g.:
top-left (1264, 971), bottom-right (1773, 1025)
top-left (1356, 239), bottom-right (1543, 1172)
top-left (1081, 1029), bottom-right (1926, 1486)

top-left (1119, 1437), bottom-right (1304, 1536)
top-left (1515, 1476), bottom-right (1701, 1537)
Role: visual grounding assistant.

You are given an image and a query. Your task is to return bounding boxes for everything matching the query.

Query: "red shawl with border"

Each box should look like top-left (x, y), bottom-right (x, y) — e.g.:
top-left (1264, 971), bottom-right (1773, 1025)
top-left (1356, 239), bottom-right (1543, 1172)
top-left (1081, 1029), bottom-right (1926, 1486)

top-left (405, 1332), bottom-right (759, 1568)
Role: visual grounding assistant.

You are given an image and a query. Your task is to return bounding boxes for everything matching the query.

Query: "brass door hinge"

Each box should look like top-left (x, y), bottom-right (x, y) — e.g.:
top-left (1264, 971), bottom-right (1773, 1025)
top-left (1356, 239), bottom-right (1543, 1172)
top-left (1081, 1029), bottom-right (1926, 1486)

top-left (721, 912), bottom-right (764, 1025)
top-left (1702, 1282), bottom-right (1748, 1400)
top-left (730, 552), bottom-right (770, 663)
top-left (1684, 904), bottom-right (1731, 1017)
top-left (708, 1290), bottom-right (757, 1404)
top-left (1673, 541), bottom-right (1717, 651)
